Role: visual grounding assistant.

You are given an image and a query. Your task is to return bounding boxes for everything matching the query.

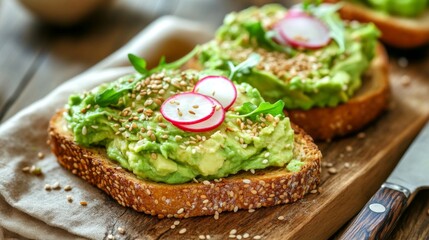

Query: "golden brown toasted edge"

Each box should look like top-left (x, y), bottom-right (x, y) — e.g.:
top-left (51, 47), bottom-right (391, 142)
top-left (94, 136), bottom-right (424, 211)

top-left (286, 43), bottom-right (390, 141)
top-left (325, 0), bottom-right (429, 48)
top-left (48, 111), bottom-right (322, 218)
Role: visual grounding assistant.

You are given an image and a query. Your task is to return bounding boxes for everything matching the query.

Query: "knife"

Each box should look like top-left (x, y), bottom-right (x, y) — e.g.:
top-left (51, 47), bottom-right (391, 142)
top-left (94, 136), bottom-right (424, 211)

top-left (339, 120), bottom-right (429, 240)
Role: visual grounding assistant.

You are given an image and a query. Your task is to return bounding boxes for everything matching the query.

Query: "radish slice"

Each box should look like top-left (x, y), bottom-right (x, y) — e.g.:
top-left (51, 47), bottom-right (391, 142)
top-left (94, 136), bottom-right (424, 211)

top-left (275, 15), bottom-right (330, 49)
top-left (193, 76), bottom-right (237, 110)
top-left (161, 92), bottom-right (215, 125)
top-left (175, 99), bottom-right (225, 132)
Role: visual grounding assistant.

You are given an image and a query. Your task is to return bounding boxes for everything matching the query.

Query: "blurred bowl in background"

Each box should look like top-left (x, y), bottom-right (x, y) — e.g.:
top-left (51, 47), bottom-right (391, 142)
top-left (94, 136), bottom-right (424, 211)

top-left (18, 0), bottom-right (109, 26)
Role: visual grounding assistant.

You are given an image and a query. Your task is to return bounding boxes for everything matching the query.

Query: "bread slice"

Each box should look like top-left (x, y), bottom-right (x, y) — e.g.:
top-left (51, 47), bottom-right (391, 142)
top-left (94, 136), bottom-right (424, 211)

top-left (48, 110), bottom-right (322, 218)
top-left (325, 0), bottom-right (429, 48)
top-left (286, 44), bottom-right (389, 140)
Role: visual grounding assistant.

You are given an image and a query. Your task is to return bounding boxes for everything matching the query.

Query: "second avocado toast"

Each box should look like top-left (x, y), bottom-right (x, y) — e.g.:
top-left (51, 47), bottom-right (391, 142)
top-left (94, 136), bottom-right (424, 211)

top-left (190, 3), bottom-right (390, 140)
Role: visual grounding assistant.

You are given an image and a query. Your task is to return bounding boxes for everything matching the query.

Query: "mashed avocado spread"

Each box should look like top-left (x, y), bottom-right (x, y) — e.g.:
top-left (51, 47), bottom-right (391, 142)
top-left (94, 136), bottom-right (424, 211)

top-left (353, 0), bottom-right (429, 18)
top-left (66, 68), bottom-right (297, 184)
top-left (198, 4), bottom-right (380, 110)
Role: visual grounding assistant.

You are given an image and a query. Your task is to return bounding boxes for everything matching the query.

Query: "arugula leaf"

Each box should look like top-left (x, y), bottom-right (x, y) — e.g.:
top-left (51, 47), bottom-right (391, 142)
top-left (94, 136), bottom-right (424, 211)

top-left (128, 46), bottom-right (200, 76)
top-left (94, 83), bottom-right (134, 107)
top-left (228, 53), bottom-right (261, 80)
top-left (150, 46), bottom-right (199, 74)
top-left (234, 100), bottom-right (285, 121)
top-left (244, 22), bottom-right (294, 54)
top-left (310, 4), bottom-right (345, 52)
top-left (128, 54), bottom-right (149, 75)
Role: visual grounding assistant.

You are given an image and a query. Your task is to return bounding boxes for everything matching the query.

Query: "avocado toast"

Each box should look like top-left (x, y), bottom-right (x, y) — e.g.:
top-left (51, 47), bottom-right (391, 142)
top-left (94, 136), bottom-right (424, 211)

top-left (48, 56), bottom-right (322, 218)
top-left (190, 4), bottom-right (390, 140)
top-left (325, 0), bottom-right (429, 48)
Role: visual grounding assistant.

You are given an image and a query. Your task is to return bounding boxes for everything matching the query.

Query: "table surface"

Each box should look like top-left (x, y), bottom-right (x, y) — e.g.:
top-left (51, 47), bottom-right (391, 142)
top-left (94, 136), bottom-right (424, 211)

top-left (0, 0), bottom-right (428, 239)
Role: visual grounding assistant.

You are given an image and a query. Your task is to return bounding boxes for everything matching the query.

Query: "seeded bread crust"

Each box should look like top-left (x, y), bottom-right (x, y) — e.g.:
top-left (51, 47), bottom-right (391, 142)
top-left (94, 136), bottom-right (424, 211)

top-left (325, 0), bottom-right (429, 48)
top-left (48, 111), bottom-right (322, 218)
top-left (286, 44), bottom-right (389, 140)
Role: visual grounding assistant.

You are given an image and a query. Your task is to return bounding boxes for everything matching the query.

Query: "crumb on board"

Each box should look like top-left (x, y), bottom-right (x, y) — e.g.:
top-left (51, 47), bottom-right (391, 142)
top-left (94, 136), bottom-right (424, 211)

top-left (328, 167), bottom-right (338, 175)
top-left (37, 152), bottom-right (45, 159)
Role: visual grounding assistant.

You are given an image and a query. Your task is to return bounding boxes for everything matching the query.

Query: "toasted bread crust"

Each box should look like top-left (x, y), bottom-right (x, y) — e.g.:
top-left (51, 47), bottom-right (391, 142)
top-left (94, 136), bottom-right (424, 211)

top-left (325, 0), bottom-right (429, 48)
top-left (48, 111), bottom-right (322, 218)
top-left (286, 44), bottom-right (389, 140)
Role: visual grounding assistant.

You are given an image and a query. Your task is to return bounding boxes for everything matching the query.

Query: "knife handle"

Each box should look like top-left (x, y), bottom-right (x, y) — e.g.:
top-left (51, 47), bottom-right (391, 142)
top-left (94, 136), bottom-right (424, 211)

top-left (339, 186), bottom-right (408, 240)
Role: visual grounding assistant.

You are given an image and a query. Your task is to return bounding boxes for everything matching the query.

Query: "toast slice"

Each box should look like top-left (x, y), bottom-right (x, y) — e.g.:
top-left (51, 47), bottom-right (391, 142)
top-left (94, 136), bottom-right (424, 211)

top-left (325, 0), bottom-right (429, 48)
top-left (48, 110), bottom-right (322, 218)
top-left (286, 44), bottom-right (390, 140)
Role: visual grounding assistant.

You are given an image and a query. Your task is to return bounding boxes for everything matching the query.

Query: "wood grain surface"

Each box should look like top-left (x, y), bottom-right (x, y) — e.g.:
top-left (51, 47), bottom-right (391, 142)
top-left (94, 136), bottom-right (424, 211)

top-left (1, 0), bottom-right (429, 239)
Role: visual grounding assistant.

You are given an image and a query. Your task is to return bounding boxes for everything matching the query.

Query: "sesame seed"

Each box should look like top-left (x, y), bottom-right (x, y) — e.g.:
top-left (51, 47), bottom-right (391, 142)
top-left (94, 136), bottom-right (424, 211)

top-left (229, 235), bottom-right (236, 239)
top-left (107, 234), bottom-right (115, 240)
top-left (237, 235), bottom-right (243, 239)
top-left (82, 126), bottom-right (87, 135)
top-left (234, 206), bottom-right (239, 212)
top-left (117, 227), bottom-right (125, 235)
top-left (264, 152), bottom-right (270, 158)
top-left (66, 195), bottom-right (73, 203)
top-left (214, 211), bottom-right (219, 220)
top-left (177, 108), bottom-right (183, 117)
top-left (346, 145), bottom-right (353, 152)
top-left (80, 201), bottom-right (88, 206)
top-left (199, 235), bottom-right (206, 239)
top-left (248, 209), bottom-right (255, 213)
top-left (64, 185), bottom-right (72, 191)
top-left (230, 229), bottom-right (237, 235)
top-left (203, 180), bottom-right (210, 185)
top-left (277, 216), bottom-right (285, 220)
top-left (177, 208), bottom-right (184, 214)
top-left (37, 152), bottom-right (44, 159)
top-left (310, 189), bottom-right (318, 194)
top-left (179, 228), bottom-right (187, 234)
top-left (328, 167), bottom-right (338, 175)
top-left (174, 220), bottom-right (180, 225)
top-left (193, 105), bottom-right (199, 109)
top-left (344, 162), bottom-right (351, 168)
top-left (188, 110), bottom-right (196, 115)
top-left (253, 236), bottom-right (262, 239)
top-left (243, 233), bottom-right (250, 238)
top-left (170, 225), bottom-right (176, 229)
top-left (44, 184), bottom-right (52, 191)
top-left (206, 235), bottom-right (211, 239)
top-left (22, 166), bottom-right (30, 173)
top-left (243, 179), bottom-right (251, 184)
top-left (262, 159), bottom-right (268, 164)
top-left (52, 182), bottom-right (61, 190)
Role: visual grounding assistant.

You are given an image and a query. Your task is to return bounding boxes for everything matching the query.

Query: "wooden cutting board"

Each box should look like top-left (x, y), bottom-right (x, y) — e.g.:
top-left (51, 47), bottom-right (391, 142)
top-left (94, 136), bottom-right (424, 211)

top-left (84, 20), bottom-right (429, 240)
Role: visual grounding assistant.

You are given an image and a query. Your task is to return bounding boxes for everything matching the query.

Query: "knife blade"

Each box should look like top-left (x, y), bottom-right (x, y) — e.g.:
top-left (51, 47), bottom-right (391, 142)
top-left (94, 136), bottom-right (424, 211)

top-left (339, 120), bottom-right (429, 240)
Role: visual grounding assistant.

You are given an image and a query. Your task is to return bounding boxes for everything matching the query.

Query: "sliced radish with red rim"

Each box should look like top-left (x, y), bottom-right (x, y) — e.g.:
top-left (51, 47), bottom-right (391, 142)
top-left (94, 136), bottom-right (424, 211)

top-left (193, 76), bottom-right (237, 110)
top-left (275, 15), bottom-right (331, 49)
top-left (161, 92), bottom-right (216, 125)
top-left (174, 99), bottom-right (225, 132)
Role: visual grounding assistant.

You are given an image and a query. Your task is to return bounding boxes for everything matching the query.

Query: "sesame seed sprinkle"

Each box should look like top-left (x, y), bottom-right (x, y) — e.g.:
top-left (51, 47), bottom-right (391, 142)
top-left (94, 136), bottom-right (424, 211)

top-left (243, 179), bottom-right (251, 184)
top-left (174, 220), bottom-right (180, 225)
top-left (179, 228), bottom-right (187, 234)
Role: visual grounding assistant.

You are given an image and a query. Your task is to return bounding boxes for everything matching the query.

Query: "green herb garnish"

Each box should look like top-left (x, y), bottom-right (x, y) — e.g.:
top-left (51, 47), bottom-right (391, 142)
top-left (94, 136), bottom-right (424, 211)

top-left (233, 100), bottom-right (285, 121)
top-left (306, 3), bottom-right (346, 52)
top-left (228, 53), bottom-right (261, 80)
top-left (244, 22), bottom-right (294, 54)
top-left (94, 83), bottom-right (134, 107)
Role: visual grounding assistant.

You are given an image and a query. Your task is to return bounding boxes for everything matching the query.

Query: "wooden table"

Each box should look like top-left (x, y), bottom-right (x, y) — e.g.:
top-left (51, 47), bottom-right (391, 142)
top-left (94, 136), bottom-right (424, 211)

top-left (0, 0), bottom-right (428, 239)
